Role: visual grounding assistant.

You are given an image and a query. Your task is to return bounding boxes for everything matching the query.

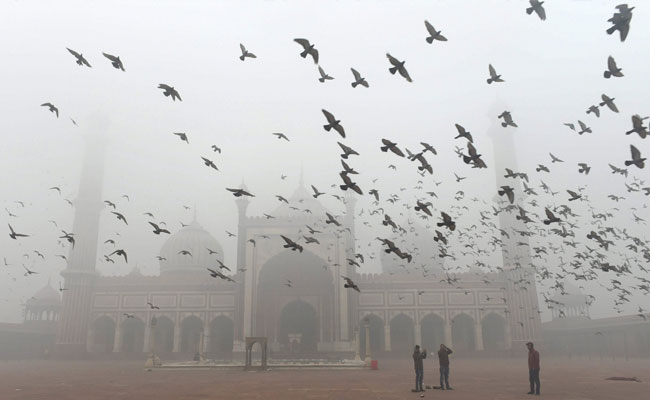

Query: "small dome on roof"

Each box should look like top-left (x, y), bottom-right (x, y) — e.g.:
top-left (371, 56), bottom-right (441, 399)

top-left (159, 219), bottom-right (223, 274)
top-left (28, 281), bottom-right (61, 306)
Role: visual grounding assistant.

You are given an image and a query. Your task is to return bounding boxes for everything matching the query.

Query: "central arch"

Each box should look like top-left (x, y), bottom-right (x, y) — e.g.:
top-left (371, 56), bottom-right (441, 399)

top-left (421, 313), bottom-right (445, 351)
top-left (451, 314), bottom-right (475, 352)
top-left (278, 300), bottom-right (319, 352)
top-left (359, 314), bottom-right (384, 357)
top-left (482, 313), bottom-right (506, 350)
top-left (209, 315), bottom-right (234, 356)
top-left (180, 316), bottom-right (203, 354)
top-left (121, 317), bottom-right (145, 353)
top-left (153, 316), bottom-right (174, 353)
top-left (256, 249), bottom-right (334, 349)
top-left (390, 313), bottom-right (415, 354)
top-left (91, 316), bottom-right (115, 353)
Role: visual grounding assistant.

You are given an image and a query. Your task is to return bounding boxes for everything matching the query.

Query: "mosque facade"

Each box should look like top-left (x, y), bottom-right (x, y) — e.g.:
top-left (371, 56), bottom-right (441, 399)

top-left (50, 134), bottom-right (543, 358)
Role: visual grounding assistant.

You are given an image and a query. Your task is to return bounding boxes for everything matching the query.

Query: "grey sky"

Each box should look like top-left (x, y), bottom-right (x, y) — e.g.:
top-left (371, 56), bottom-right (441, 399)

top-left (0, 0), bottom-right (648, 322)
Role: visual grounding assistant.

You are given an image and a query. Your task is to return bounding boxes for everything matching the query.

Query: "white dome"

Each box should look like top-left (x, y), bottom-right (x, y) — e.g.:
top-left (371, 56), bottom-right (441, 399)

top-left (159, 219), bottom-right (223, 274)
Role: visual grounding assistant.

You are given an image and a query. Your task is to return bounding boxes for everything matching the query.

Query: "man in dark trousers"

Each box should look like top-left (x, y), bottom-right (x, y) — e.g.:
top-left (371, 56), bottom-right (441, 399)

top-left (437, 344), bottom-right (453, 390)
top-left (526, 342), bottom-right (540, 395)
top-left (412, 345), bottom-right (427, 392)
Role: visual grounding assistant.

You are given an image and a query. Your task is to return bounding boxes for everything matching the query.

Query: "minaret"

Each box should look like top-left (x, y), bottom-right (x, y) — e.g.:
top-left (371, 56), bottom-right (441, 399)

top-left (234, 182), bottom-right (250, 343)
top-left (56, 127), bottom-right (108, 356)
top-left (487, 101), bottom-right (542, 347)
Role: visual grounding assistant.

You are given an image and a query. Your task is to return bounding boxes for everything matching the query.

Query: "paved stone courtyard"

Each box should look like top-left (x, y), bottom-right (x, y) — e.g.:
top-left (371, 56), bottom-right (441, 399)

top-left (0, 357), bottom-right (647, 400)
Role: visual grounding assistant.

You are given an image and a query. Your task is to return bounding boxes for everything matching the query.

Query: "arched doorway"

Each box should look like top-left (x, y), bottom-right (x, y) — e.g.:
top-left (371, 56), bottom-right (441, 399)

top-left (180, 316), bottom-right (203, 354)
top-left (390, 314), bottom-right (415, 354)
top-left (257, 250), bottom-right (334, 348)
top-left (482, 313), bottom-right (506, 350)
top-left (153, 316), bottom-right (174, 353)
top-left (278, 300), bottom-right (319, 352)
top-left (209, 315), bottom-right (234, 356)
top-left (91, 316), bottom-right (115, 353)
top-left (451, 314), bottom-right (475, 352)
top-left (359, 314), bottom-right (384, 357)
top-left (121, 318), bottom-right (145, 353)
top-left (421, 314), bottom-right (445, 351)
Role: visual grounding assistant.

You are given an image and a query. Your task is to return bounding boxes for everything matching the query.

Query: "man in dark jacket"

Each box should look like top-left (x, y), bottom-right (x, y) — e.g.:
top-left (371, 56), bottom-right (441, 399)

top-left (526, 342), bottom-right (540, 395)
top-left (438, 344), bottom-right (453, 390)
top-left (412, 345), bottom-right (427, 392)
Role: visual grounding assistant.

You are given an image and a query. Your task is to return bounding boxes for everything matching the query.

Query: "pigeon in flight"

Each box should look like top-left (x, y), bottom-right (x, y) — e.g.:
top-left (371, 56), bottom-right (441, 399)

top-left (109, 249), bottom-right (128, 263)
top-left (322, 109), bottom-right (345, 138)
top-left (549, 153), bottom-right (564, 163)
top-left (293, 38), bottom-right (319, 64)
top-left (173, 132), bottom-right (189, 143)
top-left (149, 222), bottom-right (170, 235)
top-left (380, 139), bottom-right (405, 157)
top-left (281, 235), bottom-right (303, 253)
top-left (577, 163), bottom-right (591, 175)
top-left (454, 124), bottom-right (473, 143)
top-left (437, 212), bottom-right (456, 231)
top-left (586, 105), bottom-right (600, 118)
top-left (239, 43), bottom-right (256, 61)
top-left (338, 142), bottom-right (359, 159)
top-left (350, 68), bottom-right (369, 88)
top-left (498, 111), bottom-right (518, 127)
top-left (111, 211), bottom-right (128, 225)
top-left (158, 84), bottom-right (182, 101)
top-left (626, 115), bottom-right (648, 138)
top-left (498, 186), bottom-right (515, 204)
top-left (40, 103), bottom-right (59, 118)
top-left (599, 94), bottom-right (619, 113)
top-left (311, 185), bottom-right (325, 198)
top-left (543, 208), bottom-right (560, 225)
top-left (318, 66), bottom-right (334, 82)
top-left (487, 64), bottom-right (504, 84)
top-left (386, 53), bottom-right (412, 82)
top-left (606, 4), bottom-right (634, 42)
top-left (342, 276), bottom-right (361, 292)
top-left (577, 120), bottom-right (592, 135)
top-left (424, 20), bottom-right (447, 43)
top-left (201, 157), bottom-right (218, 171)
top-left (66, 48), bottom-right (91, 67)
top-left (102, 52), bottom-right (125, 71)
top-left (8, 224), bottom-right (29, 240)
top-left (226, 188), bottom-right (255, 197)
top-left (526, 0), bottom-right (546, 21)
top-left (339, 172), bottom-right (363, 195)
top-left (272, 132), bottom-right (290, 141)
top-left (603, 56), bottom-right (623, 79)
top-left (625, 145), bottom-right (645, 169)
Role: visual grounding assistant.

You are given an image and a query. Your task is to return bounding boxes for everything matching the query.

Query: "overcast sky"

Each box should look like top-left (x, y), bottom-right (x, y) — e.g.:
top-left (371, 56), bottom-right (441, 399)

top-left (0, 0), bottom-right (648, 322)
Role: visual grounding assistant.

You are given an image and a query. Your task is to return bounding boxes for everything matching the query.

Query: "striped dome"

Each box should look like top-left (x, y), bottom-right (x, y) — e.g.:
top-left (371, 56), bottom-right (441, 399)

top-left (159, 219), bottom-right (223, 274)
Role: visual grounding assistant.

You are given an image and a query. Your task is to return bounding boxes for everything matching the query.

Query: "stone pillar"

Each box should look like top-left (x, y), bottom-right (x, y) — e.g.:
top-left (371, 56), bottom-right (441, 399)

top-left (143, 322), bottom-right (151, 353)
top-left (384, 324), bottom-right (391, 352)
top-left (364, 321), bottom-right (372, 365)
top-left (354, 327), bottom-right (361, 361)
top-left (414, 323), bottom-right (422, 346)
top-left (444, 322), bottom-right (453, 348)
top-left (474, 323), bottom-right (484, 351)
top-left (113, 323), bottom-right (122, 353)
top-left (202, 323), bottom-right (210, 354)
top-left (173, 323), bottom-right (181, 352)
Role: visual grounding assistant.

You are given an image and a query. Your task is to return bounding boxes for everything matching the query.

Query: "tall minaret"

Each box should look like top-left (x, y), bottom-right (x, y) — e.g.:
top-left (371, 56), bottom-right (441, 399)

top-left (487, 101), bottom-right (542, 347)
top-left (56, 126), bottom-right (108, 355)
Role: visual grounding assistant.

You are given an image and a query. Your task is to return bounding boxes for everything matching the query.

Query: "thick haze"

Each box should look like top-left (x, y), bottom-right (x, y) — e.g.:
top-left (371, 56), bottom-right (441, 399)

top-left (0, 0), bottom-right (648, 323)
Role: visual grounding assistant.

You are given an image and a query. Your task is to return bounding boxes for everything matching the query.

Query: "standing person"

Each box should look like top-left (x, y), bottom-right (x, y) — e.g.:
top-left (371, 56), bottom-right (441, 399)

top-left (526, 342), bottom-right (540, 395)
top-left (437, 344), bottom-right (453, 390)
top-left (412, 345), bottom-right (427, 392)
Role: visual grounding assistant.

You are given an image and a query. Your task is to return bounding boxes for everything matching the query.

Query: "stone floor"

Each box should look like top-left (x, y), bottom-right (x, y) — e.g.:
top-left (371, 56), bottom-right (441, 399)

top-left (0, 357), bottom-right (647, 400)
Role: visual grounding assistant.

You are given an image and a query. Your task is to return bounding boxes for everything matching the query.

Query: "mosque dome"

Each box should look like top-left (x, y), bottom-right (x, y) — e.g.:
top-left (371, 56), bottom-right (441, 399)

top-left (28, 281), bottom-right (61, 306)
top-left (270, 179), bottom-right (330, 218)
top-left (159, 219), bottom-right (224, 274)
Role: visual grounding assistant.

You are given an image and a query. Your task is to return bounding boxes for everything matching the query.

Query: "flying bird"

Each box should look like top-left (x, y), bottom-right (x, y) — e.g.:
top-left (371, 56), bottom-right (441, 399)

top-left (322, 109), bottom-right (345, 138)
top-left (606, 4), bottom-right (634, 42)
top-left (526, 0), bottom-right (546, 21)
top-left (599, 94), bottom-right (619, 113)
top-left (293, 38), bottom-right (319, 64)
top-left (603, 56), bottom-right (623, 79)
top-left (487, 64), bottom-right (504, 84)
top-left (424, 20), bottom-right (447, 43)
top-left (102, 52), bottom-right (125, 71)
top-left (8, 224), bottom-right (29, 240)
top-left (454, 124), bottom-right (473, 143)
top-left (317, 66), bottom-right (334, 82)
top-left (239, 43), bottom-right (256, 61)
top-left (149, 222), bottom-right (170, 235)
top-left (272, 132), bottom-right (290, 141)
top-left (350, 68), bottom-right (369, 88)
top-left (338, 142), bottom-right (359, 159)
top-left (66, 48), bottom-right (91, 67)
top-left (498, 111), bottom-right (518, 127)
top-left (342, 276), bottom-right (361, 292)
top-left (380, 139), bottom-right (405, 157)
top-left (226, 188), bottom-right (255, 197)
top-left (625, 145), bottom-right (645, 169)
top-left (386, 53), bottom-right (412, 82)
top-left (40, 103), bottom-right (59, 118)
top-left (109, 249), bottom-right (128, 263)
top-left (158, 84), bottom-right (182, 101)
top-left (201, 157), bottom-right (219, 171)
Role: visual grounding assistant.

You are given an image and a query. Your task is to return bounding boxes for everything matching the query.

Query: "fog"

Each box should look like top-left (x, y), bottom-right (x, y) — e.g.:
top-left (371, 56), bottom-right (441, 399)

top-left (0, 0), bottom-right (648, 326)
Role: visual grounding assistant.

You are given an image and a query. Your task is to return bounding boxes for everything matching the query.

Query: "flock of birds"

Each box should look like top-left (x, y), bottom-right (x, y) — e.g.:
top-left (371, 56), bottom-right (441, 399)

top-left (3, 3), bottom-right (650, 324)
